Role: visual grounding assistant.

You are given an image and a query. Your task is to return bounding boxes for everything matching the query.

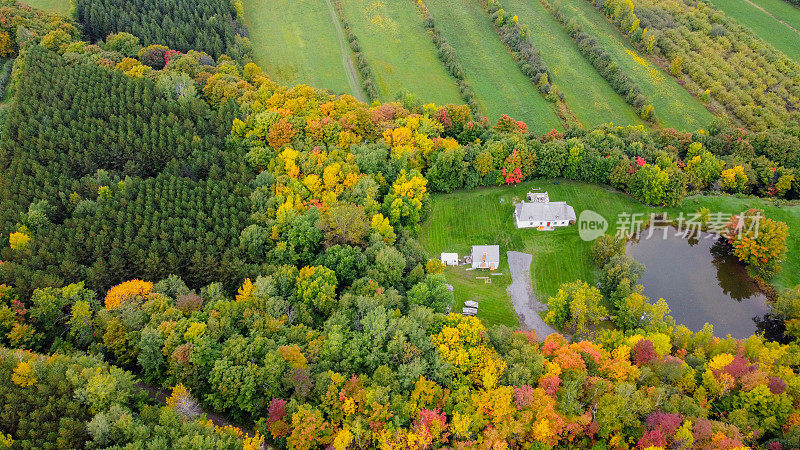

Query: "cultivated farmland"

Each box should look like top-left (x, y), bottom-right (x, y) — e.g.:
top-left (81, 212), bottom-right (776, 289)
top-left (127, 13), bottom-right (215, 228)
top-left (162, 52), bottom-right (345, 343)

top-left (704, 0), bottom-right (800, 63)
top-left (339, 0), bottom-right (463, 104)
top-left (241, 0), bottom-right (359, 96)
top-left (555, 0), bottom-right (715, 130)
top-left (424, 0), bottom-right (562, 131)
top-left (503, 0), bottom-right (643, 127)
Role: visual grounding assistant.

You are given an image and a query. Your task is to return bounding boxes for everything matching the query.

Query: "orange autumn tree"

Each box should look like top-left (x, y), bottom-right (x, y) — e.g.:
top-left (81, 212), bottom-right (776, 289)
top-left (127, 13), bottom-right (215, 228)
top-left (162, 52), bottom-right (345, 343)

top-left (104, 279), bottom-right (153, 309)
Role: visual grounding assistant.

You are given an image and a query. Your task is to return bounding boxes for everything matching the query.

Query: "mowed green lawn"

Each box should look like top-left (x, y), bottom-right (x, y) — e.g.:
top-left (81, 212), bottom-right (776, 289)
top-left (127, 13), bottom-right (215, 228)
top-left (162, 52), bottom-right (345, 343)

top-left (420, 179), bottom-right (800, 328)
top-left (504, 0), bottom-right (643, 127)
top-left (557, 0), bottom-right (715, 131)
top-left (424, 0), bottom-right (562, 132)
top-left (339, 0), bottom-right (463, 104)
top-left (705, 0), bottom-right (800, 63)
top-left (241, 0), bottom-right (357, 95)
top-left (20, 0), bottom-right (70, 14)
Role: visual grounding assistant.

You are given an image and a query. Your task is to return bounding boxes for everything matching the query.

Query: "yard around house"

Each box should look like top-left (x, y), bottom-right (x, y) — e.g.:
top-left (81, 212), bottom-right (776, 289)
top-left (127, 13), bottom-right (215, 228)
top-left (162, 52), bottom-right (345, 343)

top-left (555, 0), bottom-right (715, 131)
top-left (423, 0), bottom-right (563, 132)
top-left (338, 0), bottom-right (463, 105)
top-left (420, 179), bottom-right (800, 329)
top-left (704, 0), bottom-right (800, 64)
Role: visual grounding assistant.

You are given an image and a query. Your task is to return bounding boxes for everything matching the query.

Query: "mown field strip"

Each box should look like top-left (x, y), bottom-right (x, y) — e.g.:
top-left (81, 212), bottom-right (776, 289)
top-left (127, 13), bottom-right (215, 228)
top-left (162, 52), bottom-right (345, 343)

top-left (241, 0), bottom-right (356, 95)
top-left (503, 0), bottom-right (643, 127)
top-left (705, 0), bottom-right (800, 63)
top-left (339, 0), bottom-right (463, 104)
top-left (20, 0), bottom-right (70, 14)
top-left (424, 0), bottom-right (562, 131)
top-left (558, 0), bottom-right (715, 131)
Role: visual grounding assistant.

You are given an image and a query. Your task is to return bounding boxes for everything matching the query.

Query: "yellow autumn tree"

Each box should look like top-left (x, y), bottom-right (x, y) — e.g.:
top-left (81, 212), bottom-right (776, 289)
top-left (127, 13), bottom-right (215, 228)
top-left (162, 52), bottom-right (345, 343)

top-left (383, 170), bottom-right (428, 227)
top-left (11, 360), bottom-right (37, 387)
top-left (8, 230), bottom-right (31, 250)
top-left (236, 278), bottom-right (254, 302)
top-left (371, 213), bottom-right (396, 244)
top-left (431, 315), bottom-right (506, 388)
top-left (720, 165), bottom-right (748, 193)
top-left (104, 279), bottom-right (153, 310)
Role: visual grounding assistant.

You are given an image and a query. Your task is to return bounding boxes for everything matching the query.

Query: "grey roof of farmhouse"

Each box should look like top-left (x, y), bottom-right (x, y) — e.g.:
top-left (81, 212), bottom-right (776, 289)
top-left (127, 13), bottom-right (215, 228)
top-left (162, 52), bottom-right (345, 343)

top-left (514, 201), bottom-right (576, 222)
top-left (471, 245), bottom-right (500, 262)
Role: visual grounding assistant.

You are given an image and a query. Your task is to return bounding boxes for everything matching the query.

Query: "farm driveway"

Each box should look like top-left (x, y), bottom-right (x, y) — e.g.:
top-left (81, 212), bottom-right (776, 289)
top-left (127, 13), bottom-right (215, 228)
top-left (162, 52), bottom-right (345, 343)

top-left (506, 251), bottom-right (559, 340)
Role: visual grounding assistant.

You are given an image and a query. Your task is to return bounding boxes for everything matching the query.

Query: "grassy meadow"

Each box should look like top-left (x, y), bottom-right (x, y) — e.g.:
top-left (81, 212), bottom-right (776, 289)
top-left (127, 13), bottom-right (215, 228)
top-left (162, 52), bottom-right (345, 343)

top-left (420, 179), bottom-right (800, 327)
top-left (504, 0), bottom-right (644, 127)
top-left (21, 0), bottom-right (70, 14)
top-left (705, 0), bottom-right (800, 63)
top-left (339, 0), bottom-right (463, 104)
top-left (241, 0), bottom-right (359, 96)
top-left (424, 0), bottom-right (563, 132)
top-left (555, 0), bottom-right (715, 131)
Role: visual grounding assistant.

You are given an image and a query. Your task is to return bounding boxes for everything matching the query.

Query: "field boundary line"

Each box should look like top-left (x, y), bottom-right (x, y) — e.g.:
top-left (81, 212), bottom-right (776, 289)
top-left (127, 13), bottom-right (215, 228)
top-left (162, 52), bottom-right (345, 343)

top-left (741, 0), bottom-right (800, 36)
top-left (324, 0), bottom-right (367, 102)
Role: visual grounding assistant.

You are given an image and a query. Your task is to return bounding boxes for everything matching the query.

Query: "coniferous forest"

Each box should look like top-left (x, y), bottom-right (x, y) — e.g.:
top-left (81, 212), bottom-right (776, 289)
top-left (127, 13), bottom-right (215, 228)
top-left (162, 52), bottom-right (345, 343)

top-left (0, 0), bottom-right (800, 448)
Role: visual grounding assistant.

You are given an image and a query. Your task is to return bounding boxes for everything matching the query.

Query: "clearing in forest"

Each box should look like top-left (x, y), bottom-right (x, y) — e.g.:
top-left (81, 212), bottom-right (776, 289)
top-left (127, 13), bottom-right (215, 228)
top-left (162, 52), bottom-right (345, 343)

top-left (20, 0), bottom-right (70, 14)
top-left (420, 179), bottom-right (800, 327)
top-left (339, 0), bottom-right (463, 105)
top-left (557, 0), bottom-right (715, 131)
top-left (424, 0), bottom-right (562, 132)
top-left (705, 0), bottom-right (800, 63)
top-left (503, 0), bottom-right (643, 127)
top-left (241, 0), bottom-right (358, 96)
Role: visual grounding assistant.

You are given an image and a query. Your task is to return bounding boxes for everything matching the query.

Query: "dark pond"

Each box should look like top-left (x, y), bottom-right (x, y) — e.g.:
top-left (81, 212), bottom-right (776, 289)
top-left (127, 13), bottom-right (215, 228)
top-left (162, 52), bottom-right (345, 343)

top-left (626, 226), bottom-right (768, 338)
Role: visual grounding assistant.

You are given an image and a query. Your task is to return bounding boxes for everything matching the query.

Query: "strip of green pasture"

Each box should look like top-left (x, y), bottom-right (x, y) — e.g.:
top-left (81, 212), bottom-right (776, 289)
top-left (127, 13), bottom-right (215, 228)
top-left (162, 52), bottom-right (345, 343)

top-left (503, 0), bottom-right (643, 127)
top-left (704, 0), bottom-right (800, 63)
top-left (241, 0), bottom-right (355, 95)
top-left (21, 0), bottom-right (70, 14)
top-left (339, 0), bottom-right (463, 105)
top-left (557, 0), bottom-right (715, 131)
top-left (424, 0), bottom-right (562, 132)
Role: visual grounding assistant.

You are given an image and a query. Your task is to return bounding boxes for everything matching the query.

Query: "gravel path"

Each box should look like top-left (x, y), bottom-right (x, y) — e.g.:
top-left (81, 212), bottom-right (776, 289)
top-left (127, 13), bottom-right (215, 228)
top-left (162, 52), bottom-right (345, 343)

top-left (506, 251), bottom-right (559, 340)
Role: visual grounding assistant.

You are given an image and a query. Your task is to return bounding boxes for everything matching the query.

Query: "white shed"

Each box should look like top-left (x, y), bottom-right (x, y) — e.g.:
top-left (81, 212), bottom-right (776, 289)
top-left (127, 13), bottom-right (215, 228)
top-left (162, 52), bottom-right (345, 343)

top-left (471, 245), bottom-right (500, 270)
top-left (440, 252), bottom-right (459, 266)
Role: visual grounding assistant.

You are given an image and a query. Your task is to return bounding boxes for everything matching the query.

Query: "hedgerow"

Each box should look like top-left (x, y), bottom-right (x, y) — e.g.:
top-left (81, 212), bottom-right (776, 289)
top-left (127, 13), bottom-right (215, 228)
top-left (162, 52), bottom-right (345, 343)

top-left (330, 0), bottom-right (379, 102)
top-left (412, 0), bottom-right (483, 117)
top-left (544, 0), bottom-right (657, 123)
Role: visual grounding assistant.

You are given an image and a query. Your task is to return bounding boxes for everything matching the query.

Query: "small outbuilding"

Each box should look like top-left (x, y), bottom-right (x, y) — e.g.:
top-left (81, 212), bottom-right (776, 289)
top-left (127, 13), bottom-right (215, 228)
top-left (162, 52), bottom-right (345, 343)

top-left (471, 245), bottom-right (500, 270)
top-left (440, 252), bottom-right (459, 266)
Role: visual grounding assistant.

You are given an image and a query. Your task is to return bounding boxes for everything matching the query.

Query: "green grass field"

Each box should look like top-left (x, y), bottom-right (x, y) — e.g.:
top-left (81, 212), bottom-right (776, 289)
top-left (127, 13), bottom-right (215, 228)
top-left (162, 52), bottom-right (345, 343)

top-left (424, 0), bottom-right (562, 132)
top-left (339, 0), bottom-right (463, 104)
top-left (705, 0), bottom-right (800, 63)
top-left (556, 0), bottom-right (715, 131)
top-left (504, 0), bottom-right (643, 127)
top-left (420, 179), bottom-right (800, 328)
top-left (241, 0), bottom-right (358, 96)
top-left (20, 0), bottom-right (70, 14)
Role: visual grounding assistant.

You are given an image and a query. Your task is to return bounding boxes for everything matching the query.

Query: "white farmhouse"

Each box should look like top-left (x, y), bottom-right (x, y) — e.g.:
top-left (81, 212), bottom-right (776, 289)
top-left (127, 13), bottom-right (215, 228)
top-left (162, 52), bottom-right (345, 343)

top-left (440, 252), bottom-right (459, 266)
top-left (513, 191), bottom-right (576, 230)
top-left (470, 245), bottom-right (500, 270)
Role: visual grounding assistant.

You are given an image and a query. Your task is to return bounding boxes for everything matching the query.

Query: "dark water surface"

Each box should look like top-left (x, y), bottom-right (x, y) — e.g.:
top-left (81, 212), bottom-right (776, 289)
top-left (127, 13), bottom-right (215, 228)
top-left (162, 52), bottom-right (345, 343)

top-left (626, 226), bottom-right (768, 338)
